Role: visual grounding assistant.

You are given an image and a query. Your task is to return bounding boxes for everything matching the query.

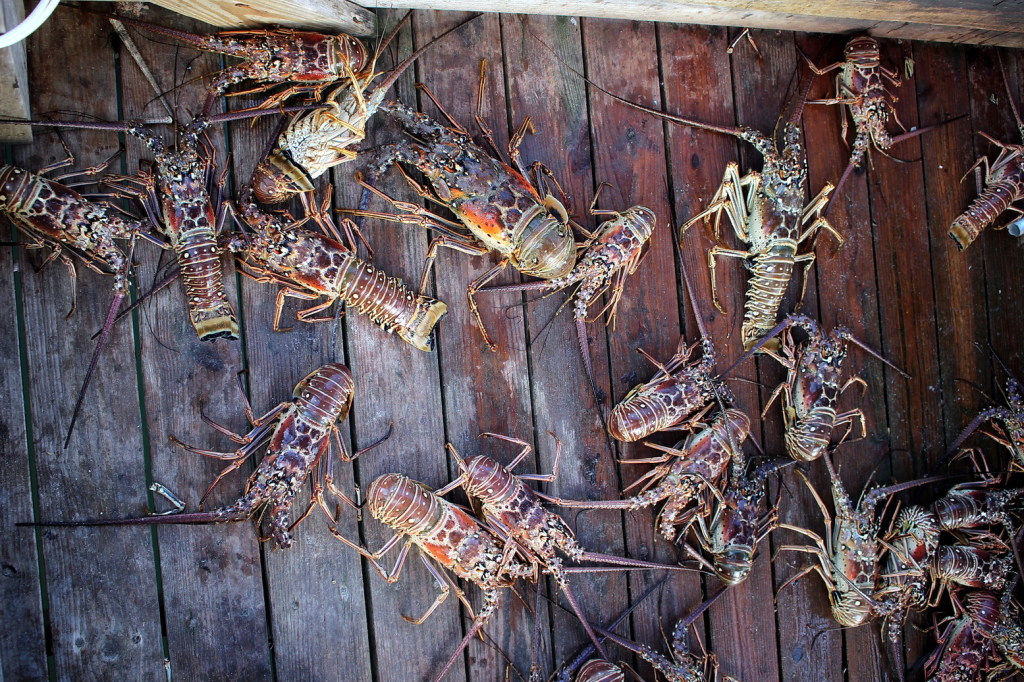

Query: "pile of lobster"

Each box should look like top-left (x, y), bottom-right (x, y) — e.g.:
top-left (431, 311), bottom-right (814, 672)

top-left (3, 7), bottom-right (1024, 682)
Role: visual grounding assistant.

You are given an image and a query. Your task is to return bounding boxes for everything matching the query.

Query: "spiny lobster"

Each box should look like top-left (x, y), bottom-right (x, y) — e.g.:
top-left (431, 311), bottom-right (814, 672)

top-left (554, 408), bottom-right (751, 542)
top-left (328, 472), bottom-right (536, 682)
top-left (339, 63), bottom-right (578, 351)
top-left (607, 257), bottom-right (734, 443)
top-left (689, 458), bottom-right (792, 585)
top-left (436, 433), bottom-right (699, 660)
top-left (23, 363), bottom-right (386, 549)
top-left (480, 185), bottom-right (655, 394)
top-left (249, 14), bottom-right (478, 203)
top-left (741, 313), bottom-right (909, 462)
top-left (226, 189), bottom-right (447, 351)
top-left (804, 35), bottom-right (941, 207)
top-left (0, 150), bottom-right (149, 447)
top-left (0, 107), bottom-right (325, 342)
top-left (113, 14), bottom-right (370, 112)
top-left (584, 65), bottom-right (842, 350)
top-left (778, 451), bottom-right (943, 627)
top-left (949, 55), bottom-right (1024, 250)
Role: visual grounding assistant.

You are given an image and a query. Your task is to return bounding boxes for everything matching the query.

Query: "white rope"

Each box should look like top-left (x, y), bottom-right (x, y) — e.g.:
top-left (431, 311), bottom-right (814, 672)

top-left (0, 0), bottom-right (61, 49)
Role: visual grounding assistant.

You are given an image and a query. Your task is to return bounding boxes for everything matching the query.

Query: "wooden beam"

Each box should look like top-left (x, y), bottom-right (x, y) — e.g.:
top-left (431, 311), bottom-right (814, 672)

top-left (360, 0), bottom-right (1024, 48)
top-left (0, 0), bottom-right (31, 144)
top-left (146, 0), bottom-right (376, 36)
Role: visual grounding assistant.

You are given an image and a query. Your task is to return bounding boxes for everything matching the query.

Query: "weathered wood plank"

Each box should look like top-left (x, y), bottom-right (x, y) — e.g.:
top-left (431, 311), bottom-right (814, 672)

top-left (359, 0), bottom-right (1024, 49)
top-left (914, 44), bottom-right (983, 460)
top-left (867, 32), bottom-right (945, 489)
top-left (716, 27), bottom-right (835, 682)
top-left (147, 0), bottom-right (376, 35)
top-left (222, 37), bottom-right (375, 682)
top-left (0, 0), bottom-right (32, 143)
top-left (580, 15), bottom-right (699, 679)
top-left (661, 22), bottom-right (765, 682)
top-left (497, 13), bottom-right (610, 677)
top-left (969, 48), bottom-right (1024, 381)
top-left (0, 166), bottom-right (45, 682)
top-left (116, 7), bottom-right (273, 679)
top-left (329, 11), bottom-right (474, 681)
top-left (408, 12), bottom-right (553, 680)
top-left (13, 8), bottom-right (165, 680)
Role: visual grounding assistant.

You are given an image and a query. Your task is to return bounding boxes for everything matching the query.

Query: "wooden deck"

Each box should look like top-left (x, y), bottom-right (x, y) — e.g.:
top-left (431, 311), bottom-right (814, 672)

top-left (2, 5), bottom-right (1023, 681)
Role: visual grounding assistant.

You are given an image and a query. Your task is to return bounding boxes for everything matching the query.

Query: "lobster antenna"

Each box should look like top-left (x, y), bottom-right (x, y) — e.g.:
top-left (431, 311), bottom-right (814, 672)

top-left (929, 407), bottom-right (997, 475)
top-left (997, 52), bottom-right (1024, 139)
top-left (523, 21), bottom-right (744, 139)
top-left (951, 376), bottom-right (995, 403)
top-left (17, 509), bottom-right (245, 528)
top-left (64, 290), bottom-right (126, 448)
top-left (840, 330), bottom-right (911, 378)
top-left (367, 13), bottom-right (482, 104)
top-left (717, 315), bottom-right (794, 379)
top-left (556, 577), bottom-right (668, 680)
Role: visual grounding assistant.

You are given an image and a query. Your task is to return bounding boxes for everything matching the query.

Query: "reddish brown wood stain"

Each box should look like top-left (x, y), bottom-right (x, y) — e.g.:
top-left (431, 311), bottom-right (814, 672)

top-left (2, 6), bottom-right (1022, 682)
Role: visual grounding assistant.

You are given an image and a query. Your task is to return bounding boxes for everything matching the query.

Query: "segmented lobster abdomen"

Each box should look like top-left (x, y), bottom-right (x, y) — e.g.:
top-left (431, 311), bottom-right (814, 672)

top-left (932, 545), bottom-right (1012, 590)
top-left (785, 405), bottom-right (837, 461)
top-left (949, 157), bottom-right (1024, 250)
top-left (335, 255), bottom-right (447, 352)
top-left (174, 223), bottom-right (239, 340)
top-left (741, 246), bottom-right (796, 351)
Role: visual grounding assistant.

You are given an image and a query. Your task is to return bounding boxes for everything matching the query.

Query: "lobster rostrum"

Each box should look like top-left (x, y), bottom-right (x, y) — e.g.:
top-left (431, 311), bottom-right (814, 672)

top-left (327, 473), bottom-right (535, 682)
top-left (226, 190), bottom-right (447, 351)
top-left (250, 15), bottom-right (478, 203)
top-left (805, 36), bottom-right (941, 206)
top-left (0, 153), bottom-right (149, 447)
top-left (24, 363), bottom-right (378, 549)
top-left (949, 56), bottom-right (1024, 250)
top-left (481, 186), bottom-right (655, 392)
top-left (436, 433), bottom-right (700, 661)
top-left (778, 451), bottom-right (944, 627)
top-left (114, 14), bottom-right (369, 111)
top-left (555, 408), bottom-right (750, 542)
top-left (340, 70), bottom-right (577, 351)
top-left (743, 313), bottom-right (909, 462)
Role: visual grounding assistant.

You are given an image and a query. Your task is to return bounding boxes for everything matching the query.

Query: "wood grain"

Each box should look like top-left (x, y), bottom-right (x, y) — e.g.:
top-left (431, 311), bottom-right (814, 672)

top-left (147, 0), bottom-right (376, 36)
top-left (359, 0), bottom-right (1024, 49)
top-left (2, 7), bottom-right (1022, 681)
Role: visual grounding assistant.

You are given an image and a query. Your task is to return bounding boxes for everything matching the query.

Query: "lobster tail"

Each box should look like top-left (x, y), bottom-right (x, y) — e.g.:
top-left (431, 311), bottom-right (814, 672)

top-left (179, 237), bottom-right (240, 341)
top-left (949, 182), bottom-right (1018, 249)
top-left (396, 298), bottom-right (448, 352)
top-left (337, 255), bottom-right (447, 351)
top-left (741, 251), bottom-right (795, 351)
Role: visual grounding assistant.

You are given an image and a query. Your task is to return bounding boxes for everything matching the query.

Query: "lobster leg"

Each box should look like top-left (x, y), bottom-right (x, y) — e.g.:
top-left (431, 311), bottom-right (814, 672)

top-left (707, 246), bottom-right (750, 314)
top-left (273, 287), bottom-right (323, 331)
top-left (467, 259), bottom-right (511, 351)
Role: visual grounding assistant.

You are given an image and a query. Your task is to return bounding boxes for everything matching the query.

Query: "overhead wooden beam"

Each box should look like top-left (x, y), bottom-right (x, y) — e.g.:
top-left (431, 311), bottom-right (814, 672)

top-left (146, 0), bottom-right (376, 36)
top-left (0, 0), bottom-right (32, 144)
top-left (359, 0), bottom-right (1024, 48)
